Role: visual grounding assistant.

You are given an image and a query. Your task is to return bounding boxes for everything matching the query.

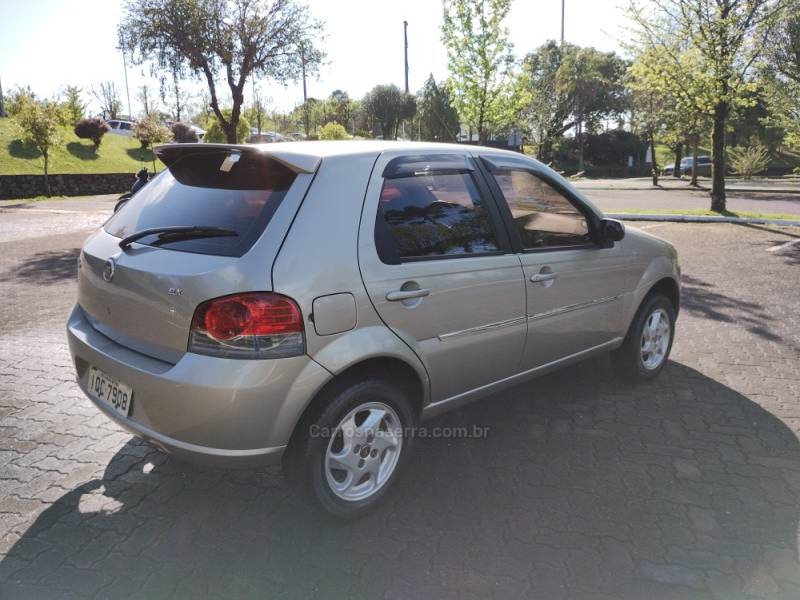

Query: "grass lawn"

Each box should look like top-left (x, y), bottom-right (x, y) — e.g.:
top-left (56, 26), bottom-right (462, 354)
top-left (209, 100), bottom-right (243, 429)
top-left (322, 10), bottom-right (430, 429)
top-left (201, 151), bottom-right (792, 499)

top-left (610, 207), bottom-right (800, 221)
top-left (0, 117), bottom-right (164, 175)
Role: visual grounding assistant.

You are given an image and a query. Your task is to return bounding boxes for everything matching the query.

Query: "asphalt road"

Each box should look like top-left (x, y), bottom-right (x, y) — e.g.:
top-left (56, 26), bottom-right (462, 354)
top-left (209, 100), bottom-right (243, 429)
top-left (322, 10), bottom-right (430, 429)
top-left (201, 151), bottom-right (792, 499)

top-left (1, 199), bottom-right (800, 599)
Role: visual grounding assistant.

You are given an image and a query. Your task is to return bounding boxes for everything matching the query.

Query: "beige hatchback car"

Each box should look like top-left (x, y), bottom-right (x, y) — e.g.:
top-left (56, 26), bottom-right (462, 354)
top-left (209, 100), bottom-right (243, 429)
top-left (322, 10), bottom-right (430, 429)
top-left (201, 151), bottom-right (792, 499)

top-left (68, 141), bottom-right (680, 517)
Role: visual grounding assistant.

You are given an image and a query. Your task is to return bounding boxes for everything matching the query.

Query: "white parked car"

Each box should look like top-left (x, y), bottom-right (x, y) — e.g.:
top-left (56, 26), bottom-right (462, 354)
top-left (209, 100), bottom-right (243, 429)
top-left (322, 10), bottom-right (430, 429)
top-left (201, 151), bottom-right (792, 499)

top-left (106, 120), bottom-right (135, 136)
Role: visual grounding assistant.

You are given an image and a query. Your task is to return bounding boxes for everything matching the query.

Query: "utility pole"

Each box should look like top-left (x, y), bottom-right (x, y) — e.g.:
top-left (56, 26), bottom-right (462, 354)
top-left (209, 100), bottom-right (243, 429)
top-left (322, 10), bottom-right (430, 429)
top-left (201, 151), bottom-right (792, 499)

top-left (403, 21), bottom-right (409, 94)
top-left (122, 51), bottom-right (132, 119)
top-left (560, 0), bottom-right (565, 43)
top-left (301, 44), bottom-right (309, 136)
top-left (0, 76), bottom-right (5, 118)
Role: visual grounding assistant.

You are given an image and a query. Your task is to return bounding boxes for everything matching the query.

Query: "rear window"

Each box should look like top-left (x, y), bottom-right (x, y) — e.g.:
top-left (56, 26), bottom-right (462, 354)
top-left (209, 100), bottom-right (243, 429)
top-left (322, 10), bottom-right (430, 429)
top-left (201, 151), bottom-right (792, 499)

top-left (104, 151), bottom-right (296, 257)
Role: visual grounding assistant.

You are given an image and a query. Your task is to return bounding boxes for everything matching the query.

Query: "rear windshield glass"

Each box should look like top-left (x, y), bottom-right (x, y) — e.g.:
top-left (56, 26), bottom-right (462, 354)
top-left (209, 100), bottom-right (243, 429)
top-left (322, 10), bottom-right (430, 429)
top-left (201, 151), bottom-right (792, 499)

top-left (104, 150), bottom-right (297, 257)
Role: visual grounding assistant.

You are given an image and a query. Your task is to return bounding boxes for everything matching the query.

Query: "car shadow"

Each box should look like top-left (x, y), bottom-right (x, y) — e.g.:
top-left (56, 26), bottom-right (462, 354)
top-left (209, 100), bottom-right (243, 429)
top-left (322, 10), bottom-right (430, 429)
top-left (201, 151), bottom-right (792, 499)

top-left (7, 248), bottom-right (80, 284)
top-left (681, 274), bottom-right (785, 343)
top-left (2, 360), bottom-right (798, 598)
top-left (66, 142), bottom-right (100, 161)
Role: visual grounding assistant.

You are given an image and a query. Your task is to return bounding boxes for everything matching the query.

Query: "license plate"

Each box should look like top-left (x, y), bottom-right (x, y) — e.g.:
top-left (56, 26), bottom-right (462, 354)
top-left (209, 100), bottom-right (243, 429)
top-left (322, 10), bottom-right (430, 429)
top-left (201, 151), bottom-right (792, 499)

top-left (87, 366), bottom-right (133, 417)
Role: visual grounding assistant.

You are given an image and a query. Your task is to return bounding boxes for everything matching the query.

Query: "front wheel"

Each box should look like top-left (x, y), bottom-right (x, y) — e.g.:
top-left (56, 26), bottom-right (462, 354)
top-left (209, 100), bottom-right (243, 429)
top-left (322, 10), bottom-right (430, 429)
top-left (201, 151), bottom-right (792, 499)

top-left (295, 378), bottom-right (415, 518)
top-left (612, 293), bottom-right (675, 382)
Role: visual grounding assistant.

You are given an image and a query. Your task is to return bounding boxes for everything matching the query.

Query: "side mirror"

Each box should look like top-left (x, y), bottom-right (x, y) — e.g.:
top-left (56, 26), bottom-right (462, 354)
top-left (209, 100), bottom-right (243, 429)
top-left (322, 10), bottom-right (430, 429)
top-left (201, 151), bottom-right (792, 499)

top-left (599, 218), bottom-right (625, 244)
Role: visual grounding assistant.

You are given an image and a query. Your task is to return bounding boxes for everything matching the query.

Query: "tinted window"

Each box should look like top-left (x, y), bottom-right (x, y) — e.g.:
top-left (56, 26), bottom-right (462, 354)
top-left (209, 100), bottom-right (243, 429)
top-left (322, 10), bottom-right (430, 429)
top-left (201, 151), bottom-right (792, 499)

top-left (377, 172), bottom-right (499, 259)
top-left (104, 151), bottom-right (296, 257)
top-left (120, 122), bottom-right (132, 130)
top-left (491, 169), bottom-right (590, 249)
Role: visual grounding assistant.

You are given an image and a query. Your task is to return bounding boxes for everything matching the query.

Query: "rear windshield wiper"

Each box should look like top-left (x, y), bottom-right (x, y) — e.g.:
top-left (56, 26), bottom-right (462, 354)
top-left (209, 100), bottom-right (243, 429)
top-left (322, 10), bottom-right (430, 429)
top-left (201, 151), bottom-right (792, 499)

top-left (119, 226), bottom-right (239, 250)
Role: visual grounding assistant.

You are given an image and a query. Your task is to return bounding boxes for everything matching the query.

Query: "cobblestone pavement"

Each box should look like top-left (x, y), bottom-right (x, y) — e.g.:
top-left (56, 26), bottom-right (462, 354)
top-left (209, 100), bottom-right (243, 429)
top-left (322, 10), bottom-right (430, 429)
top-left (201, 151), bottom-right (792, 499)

top-left (1, 199), bottom-right (800, 599)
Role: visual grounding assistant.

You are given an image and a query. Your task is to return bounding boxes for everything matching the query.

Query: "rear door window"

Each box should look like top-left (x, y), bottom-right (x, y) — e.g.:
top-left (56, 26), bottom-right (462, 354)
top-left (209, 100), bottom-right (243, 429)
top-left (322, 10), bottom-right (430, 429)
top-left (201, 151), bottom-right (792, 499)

top-left (104, 150), bottom-right (297, 257)
top-left (376, 171), bottom-right (500, 260)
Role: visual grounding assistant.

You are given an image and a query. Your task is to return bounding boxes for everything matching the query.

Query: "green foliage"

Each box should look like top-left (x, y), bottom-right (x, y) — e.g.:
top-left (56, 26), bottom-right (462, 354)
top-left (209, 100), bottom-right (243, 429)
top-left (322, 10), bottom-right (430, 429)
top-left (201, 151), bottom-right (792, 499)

top-left (318, 122), bottom-right (349, 140)
top-left (204, 109), bottom-right (250, 143)
top-left (6, 86), bottom-right (37, 117)
top-left (13, 99), bottom-right (64, 192)
top-left (729, 140), bottom-right (770, 179)
top-left (362, 85), bottom-right (416, 140)
top-left (60, 86), bottom-right (86, 125)
top-left (119, 0), bottom-right (324, 143)
top-left (441, 0), bottom-right (514, 142)
top-left (415, 75), bottom-right (460, 142)
top-left (133, 116), bottom-right (172, 149)
top-left (74, 117), bottom-right (111, 148)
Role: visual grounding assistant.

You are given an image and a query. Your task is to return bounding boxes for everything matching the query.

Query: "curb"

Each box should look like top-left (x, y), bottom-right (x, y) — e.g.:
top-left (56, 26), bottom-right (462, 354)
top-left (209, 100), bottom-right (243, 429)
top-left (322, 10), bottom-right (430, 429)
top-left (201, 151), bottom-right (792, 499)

top-left (607, 214), bottom-right (800, 227)
top-left (577, 186), bottom-right (800, 194)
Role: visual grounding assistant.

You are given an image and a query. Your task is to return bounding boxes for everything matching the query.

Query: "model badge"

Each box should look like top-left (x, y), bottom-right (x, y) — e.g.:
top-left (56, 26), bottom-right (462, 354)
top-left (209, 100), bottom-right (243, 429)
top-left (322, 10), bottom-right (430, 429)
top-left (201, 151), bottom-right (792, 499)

top-left (168, 288), bottom-right (183, 296)
top-left (102, 258), bottom-right (116, 282)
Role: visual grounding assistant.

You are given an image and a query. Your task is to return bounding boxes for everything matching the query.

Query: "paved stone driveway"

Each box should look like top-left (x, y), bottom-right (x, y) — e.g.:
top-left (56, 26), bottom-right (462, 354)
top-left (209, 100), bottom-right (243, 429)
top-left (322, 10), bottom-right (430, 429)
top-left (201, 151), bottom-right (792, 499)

top-left (1, 200), bottom-right (800, 599)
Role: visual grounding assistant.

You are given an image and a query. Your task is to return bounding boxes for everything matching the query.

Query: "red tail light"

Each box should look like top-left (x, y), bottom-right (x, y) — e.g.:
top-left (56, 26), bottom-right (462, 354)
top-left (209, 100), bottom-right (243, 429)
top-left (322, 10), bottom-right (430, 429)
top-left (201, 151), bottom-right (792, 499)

top-left (189, 293), bottom-right (304, 359)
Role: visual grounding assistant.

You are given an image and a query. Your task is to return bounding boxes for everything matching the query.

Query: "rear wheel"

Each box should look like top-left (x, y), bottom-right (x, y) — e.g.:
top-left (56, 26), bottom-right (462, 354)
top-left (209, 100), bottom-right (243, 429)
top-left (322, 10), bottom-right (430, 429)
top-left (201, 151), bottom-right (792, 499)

top-left (294, 378), bottom-right (414, 518)
top-left (612, 293), bottom-right (675, 382)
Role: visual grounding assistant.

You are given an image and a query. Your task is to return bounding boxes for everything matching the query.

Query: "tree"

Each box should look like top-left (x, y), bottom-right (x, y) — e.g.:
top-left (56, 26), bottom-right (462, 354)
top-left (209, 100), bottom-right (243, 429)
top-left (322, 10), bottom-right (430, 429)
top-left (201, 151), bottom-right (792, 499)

top-left (416, 75), bottom-right (460, 142)
top-left (318, 122), bottom-right (348, 140)
top-left (5, 86), bottom-right (36, 117)
top-left (244, 85), bottom-right (269, 134)
top-left (61, 86), bottom-right (86, 125)
top-left (761, 3), bottom-right (800, 148)
top-left (133, 116), bottom-right (172, 148)
top-left (119, 0), bottom-right (324, 144)
top-left (628, 0), bottom-right (787, 211)
top-left (325, 90), bottom-right (354, 131)
top-left (557, 47), bottom-right (627, 173)
top-left (137, 85), bottom-right (158, 117)
top-left (442, 0), bottom-right (514, 142)
top-left (204, 108), bottom-right (251, 142)
top-left (159, 66), bottom-right (191, 121)
top-left (74, 117), bottom-right (111, 149)
top-left (14, 100), bottom-right (62, 196)
top-left (362, 85), bottom-right (416, 140)
top-left (92, 81), bottom-right (122, 119)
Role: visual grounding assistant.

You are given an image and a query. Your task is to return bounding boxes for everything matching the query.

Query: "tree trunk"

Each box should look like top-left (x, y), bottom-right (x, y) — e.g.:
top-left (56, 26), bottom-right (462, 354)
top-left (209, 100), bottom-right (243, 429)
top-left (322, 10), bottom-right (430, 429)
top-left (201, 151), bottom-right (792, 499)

top-left (710, 101), bottom-right (727, 212)
top-left (690, 135), bottom-right (700, 187)
top-left (43, 153), bottom-right (50, 197)
top-left (672, 144), bottom-right (682, 178)
top-left (577, 119), bottom-right (584, 173)
top-left (650, 135), bottom-right (658, 186)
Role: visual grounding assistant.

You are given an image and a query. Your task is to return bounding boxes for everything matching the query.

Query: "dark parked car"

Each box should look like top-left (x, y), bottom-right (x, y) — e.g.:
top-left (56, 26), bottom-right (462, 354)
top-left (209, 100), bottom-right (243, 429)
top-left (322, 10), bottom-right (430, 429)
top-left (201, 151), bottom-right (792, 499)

top-left (663, 155), bottom-right (712, 177)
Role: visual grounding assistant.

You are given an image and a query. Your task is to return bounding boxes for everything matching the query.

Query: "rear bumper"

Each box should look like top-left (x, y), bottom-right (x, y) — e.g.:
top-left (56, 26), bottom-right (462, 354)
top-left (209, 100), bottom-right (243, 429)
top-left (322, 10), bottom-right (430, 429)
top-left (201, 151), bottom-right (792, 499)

top-left (67, 305), bottom-right (331, 468)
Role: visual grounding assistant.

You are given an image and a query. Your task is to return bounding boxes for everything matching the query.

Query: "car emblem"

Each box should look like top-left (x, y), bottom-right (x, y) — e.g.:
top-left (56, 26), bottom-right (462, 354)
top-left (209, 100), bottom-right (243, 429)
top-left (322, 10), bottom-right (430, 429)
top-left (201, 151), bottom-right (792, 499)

top-left (102, 258), bottom-right (116, 283)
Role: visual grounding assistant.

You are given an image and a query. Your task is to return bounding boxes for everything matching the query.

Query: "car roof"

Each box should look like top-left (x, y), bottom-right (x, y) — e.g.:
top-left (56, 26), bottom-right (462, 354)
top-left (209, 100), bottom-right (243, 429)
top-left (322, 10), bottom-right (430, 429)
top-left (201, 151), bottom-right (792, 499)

top-left (155, 140), bottom-right (526, 175)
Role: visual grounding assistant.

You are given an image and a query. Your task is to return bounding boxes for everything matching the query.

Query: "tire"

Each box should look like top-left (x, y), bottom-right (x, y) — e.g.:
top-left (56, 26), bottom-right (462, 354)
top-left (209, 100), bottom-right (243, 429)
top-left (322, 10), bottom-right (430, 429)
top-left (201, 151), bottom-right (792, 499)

top-left (292, 378), bottom-right (415, 519)
top-left (612, 293), bottom-right (676, 382)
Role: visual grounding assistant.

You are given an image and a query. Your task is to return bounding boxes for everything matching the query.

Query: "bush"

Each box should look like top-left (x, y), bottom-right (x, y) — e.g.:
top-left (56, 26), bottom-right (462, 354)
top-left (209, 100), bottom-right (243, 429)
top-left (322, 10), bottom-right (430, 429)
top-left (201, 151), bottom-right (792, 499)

top-left (729, 140), bottom-right (770, 180)
top-left (204, 110), bottom-right (250, 143)
top-left (74, 117), bottom-right (110, 148)
top-left (133, 117), bottom-right (172, 149)
top-left (171, 122), bottom-right (199, 143)
top-left (318, 122), bottom-right (349, 140)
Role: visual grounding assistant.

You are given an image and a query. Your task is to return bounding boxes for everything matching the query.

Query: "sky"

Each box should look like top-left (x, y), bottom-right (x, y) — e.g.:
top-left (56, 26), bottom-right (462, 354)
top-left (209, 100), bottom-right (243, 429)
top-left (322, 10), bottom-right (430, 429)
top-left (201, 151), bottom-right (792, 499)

top-left (0, 0), bottom-right (631, 118)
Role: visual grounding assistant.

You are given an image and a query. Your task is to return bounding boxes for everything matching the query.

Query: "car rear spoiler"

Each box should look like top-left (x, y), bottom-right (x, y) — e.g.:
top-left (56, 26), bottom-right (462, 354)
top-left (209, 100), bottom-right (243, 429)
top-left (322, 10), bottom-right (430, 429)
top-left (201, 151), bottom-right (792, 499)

top-left (154, 143), bottom-right (321, 174)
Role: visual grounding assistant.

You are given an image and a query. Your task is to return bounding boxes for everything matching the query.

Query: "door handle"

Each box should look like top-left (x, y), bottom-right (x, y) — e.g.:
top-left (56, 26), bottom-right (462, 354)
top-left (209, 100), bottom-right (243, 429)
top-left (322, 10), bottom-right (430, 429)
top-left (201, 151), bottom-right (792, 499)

top-left (530, 272), bottom-right (558, 283)
top-left (386, 288), bottom-right (430, 302)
